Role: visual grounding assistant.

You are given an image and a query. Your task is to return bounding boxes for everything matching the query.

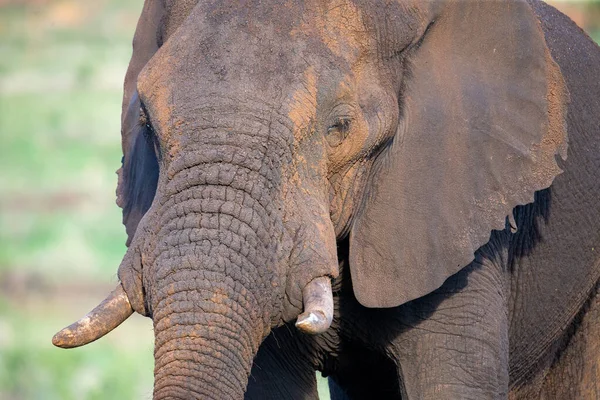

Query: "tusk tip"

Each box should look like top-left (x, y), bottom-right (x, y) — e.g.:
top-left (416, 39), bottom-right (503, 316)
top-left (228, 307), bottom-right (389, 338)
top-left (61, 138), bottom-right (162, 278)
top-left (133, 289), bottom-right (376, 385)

top-left (52, 332), bottom-right (66, 348)
top-left (52, 333), bottom-right (69, 348)
top-left (296, 276), bottom-right (334, 335)
top-left (295, 309), bottom-right (331, 335)
top-left (52, 327), bottom-right (79, 349)
top-left (51, 284), bottom-right (134, 349)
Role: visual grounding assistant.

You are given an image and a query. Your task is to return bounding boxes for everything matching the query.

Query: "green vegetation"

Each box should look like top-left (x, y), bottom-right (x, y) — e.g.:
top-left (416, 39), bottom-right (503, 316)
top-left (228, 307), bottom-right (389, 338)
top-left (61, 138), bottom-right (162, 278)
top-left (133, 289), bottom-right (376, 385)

top-left (0, 0), bottom-right (597, 398)
top-left (0, 1), bottom-right (155, 398)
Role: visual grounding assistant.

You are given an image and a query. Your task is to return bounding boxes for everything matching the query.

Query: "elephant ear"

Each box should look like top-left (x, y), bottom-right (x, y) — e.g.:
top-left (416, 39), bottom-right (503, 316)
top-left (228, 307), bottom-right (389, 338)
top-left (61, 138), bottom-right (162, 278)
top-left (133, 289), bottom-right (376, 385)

top-left (117, 0), bottom-right (200, 245)
top-left (349, 0), bottom-right (568, 308)
top-left (116, 0), bottom-right (164, 246)
top-left (116, 92), bottom-right (159, 246)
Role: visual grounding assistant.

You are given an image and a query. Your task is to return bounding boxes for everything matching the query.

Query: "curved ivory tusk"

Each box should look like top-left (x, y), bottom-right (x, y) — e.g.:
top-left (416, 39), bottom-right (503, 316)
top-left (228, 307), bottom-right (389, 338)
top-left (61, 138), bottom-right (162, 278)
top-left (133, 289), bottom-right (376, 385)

top-left (52, 284), bottom-right (134, 349)
top-left (295, 276), bottom-right (334, 335)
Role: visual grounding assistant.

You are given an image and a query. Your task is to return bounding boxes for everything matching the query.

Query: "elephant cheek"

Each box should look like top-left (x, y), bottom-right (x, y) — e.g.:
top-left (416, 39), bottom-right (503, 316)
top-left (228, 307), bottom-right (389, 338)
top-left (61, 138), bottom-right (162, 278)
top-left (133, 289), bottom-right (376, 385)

top-left (282, 192), bottom-right (339, 323)
top-left (329, 161), bottom-right (370, 238)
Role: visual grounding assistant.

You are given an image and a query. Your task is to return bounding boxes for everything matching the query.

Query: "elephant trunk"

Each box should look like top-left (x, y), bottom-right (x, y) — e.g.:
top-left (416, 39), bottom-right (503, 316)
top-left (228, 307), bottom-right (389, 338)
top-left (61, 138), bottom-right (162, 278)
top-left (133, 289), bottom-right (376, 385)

top-left (152, 274), bottom-right (264, 399)
top-left (149, 199), bottom-right (273, 398)
top-left (146, 126), bottom-right (286, 398)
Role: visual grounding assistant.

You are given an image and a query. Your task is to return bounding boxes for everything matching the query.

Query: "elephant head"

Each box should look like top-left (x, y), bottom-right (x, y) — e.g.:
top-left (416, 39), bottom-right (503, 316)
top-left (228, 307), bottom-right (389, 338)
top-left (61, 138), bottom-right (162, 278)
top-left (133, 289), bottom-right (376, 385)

top-left (54, 0), bottom-right (568, 398)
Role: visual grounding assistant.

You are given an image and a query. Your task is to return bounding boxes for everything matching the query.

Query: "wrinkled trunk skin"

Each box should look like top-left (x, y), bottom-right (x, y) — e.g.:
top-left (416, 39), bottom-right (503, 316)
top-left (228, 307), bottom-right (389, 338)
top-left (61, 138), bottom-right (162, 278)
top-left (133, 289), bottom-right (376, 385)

top-left (152, 269), bottom-right (264, 399)
top-left (150, 193), bottom-right (276, 399)
top-left (153, 288), bottom-right (261, 399)
top-left (142, 119), bottom-right (291, 399)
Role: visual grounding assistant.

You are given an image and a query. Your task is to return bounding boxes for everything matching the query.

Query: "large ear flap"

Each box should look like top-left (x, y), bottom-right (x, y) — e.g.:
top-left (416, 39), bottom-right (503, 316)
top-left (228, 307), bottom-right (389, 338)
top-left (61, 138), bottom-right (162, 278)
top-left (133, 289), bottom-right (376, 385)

top-left (116, 92), bottom-right (159, 246)
top-left (349, 0), bottom-right (568, 308)
top-left (116, 0), bottom-right (164, 246)
top-left (117, 0), bottom-right (201, 245)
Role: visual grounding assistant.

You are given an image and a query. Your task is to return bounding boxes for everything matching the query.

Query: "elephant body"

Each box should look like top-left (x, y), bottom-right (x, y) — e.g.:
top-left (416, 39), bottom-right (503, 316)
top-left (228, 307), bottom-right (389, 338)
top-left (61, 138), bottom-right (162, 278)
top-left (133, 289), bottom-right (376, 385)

top-left (264, 4), bottom-right (600, 397)
top-left (263, 4), bottom-right (600, 398)
top-left (54, 0), bottom-right (600, 398)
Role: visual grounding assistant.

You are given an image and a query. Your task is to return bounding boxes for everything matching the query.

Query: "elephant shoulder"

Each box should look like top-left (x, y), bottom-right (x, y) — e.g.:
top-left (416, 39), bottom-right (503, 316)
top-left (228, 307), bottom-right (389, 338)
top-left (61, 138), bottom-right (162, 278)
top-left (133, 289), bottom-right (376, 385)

top-left (528, 0), bottom-right (600, 111)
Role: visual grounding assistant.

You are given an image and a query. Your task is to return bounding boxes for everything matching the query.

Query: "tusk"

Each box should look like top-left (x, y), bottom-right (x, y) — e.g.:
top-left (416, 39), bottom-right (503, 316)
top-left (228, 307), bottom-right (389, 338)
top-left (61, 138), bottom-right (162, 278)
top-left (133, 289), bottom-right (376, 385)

top-left (52, 284), bottom-right (134, 349)
top-left (295, 276), bottom-right (334, 335)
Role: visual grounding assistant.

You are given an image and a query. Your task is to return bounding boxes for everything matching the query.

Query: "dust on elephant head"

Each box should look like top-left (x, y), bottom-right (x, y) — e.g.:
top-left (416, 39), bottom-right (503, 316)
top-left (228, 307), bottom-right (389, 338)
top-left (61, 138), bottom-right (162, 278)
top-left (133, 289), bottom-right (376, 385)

top-left (54, 0), bottom-right (568, 398)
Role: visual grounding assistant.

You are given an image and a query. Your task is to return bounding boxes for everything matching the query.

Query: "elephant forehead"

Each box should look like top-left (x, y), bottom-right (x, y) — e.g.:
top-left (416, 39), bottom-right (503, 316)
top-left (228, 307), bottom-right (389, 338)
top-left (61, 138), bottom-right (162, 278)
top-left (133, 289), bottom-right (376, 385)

top-left (287, 66), bottom-right (317, 129)
top-left (290, 0), bottom-right (372, 60)
top-left (200, 0), bottom-right (369, 43)
top-left (140, 0), bottom-right (373, 81)
top-left (135, 0), bottom-right (429, 133)
top-left (136, 2), bottom-right (366, 126)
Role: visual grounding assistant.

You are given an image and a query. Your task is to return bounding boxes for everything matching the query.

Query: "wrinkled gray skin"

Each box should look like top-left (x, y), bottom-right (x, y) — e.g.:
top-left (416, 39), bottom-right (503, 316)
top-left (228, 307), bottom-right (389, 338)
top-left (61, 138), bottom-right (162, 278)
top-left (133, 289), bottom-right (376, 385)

top-left (108, 0), bottom-right (600, 398)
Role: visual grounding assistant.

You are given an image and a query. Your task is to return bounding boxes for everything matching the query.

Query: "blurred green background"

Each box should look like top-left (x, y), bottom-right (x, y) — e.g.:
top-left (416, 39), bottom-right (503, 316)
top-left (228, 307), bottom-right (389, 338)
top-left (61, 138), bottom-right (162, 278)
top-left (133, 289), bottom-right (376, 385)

top-left (0, 0), bottom-right (598, 399)
top-left (0, 1), bottom-right (153, 399)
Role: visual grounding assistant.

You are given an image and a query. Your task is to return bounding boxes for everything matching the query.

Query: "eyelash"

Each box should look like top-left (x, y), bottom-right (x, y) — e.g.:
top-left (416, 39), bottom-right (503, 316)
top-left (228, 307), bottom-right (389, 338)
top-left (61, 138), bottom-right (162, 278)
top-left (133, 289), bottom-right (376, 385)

top-left (328, 118), bottom-right (351, 134)
top-left (326, 117), bottom-right (352, 147)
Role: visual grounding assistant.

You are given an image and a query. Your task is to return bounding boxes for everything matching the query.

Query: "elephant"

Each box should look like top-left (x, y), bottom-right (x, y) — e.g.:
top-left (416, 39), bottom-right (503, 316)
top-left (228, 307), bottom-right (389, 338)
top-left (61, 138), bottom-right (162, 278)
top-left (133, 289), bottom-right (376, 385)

top-left (53, 0), bottom-right (600, 398)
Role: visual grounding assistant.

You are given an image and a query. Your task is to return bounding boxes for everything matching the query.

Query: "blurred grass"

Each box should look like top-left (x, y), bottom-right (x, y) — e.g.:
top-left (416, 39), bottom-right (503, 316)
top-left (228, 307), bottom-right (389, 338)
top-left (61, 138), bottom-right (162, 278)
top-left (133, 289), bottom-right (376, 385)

top-left (0, 1), bottom-right (155, 399)
top-left (0, 0), bottom-right (597, 399)
top-left (0, 0), bottom-right (136, 279)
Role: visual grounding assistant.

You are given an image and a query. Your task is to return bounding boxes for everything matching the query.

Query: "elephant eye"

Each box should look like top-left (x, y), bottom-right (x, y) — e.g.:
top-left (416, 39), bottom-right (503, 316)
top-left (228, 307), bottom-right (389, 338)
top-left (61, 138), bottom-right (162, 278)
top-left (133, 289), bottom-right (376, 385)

top-left (326, 117), bottom-right (351, 147)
